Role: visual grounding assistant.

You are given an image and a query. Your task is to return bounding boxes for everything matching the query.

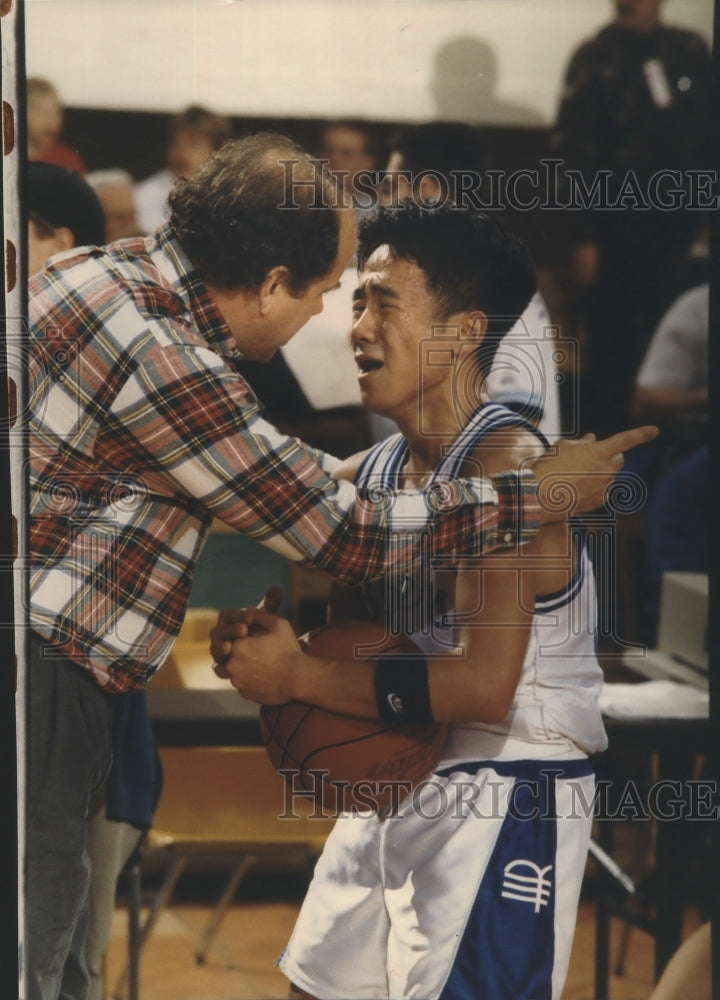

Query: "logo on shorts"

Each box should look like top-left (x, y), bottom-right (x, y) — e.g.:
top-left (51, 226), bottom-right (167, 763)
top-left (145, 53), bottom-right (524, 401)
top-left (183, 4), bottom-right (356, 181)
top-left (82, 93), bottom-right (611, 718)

top-left (501, 860), bottom-right (553, 913)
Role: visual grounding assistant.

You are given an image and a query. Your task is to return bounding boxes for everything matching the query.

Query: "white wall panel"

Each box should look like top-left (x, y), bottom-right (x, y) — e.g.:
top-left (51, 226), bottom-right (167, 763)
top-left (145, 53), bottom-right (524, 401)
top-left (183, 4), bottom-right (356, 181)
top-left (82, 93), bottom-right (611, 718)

top-left (25, 0), bottom-right (713, 125)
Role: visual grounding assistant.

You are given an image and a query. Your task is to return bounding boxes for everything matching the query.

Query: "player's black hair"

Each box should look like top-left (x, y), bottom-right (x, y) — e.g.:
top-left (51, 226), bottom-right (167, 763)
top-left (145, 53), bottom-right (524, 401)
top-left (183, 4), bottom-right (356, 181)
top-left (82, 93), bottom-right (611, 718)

top-left (356, 200), bottom-right (537, 376)
top-left (169, 133), bottom-right (348, 293)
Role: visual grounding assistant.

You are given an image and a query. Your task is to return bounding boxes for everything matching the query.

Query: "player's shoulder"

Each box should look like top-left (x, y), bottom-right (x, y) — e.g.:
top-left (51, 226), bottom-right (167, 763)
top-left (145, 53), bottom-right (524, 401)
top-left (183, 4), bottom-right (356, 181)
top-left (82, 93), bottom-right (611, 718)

top-left (462, 424), bottom-right (546, 479)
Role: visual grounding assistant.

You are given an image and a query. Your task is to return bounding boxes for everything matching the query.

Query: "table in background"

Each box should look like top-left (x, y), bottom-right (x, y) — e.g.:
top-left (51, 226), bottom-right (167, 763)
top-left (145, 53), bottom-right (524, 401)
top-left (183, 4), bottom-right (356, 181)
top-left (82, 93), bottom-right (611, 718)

top-left (147, 688), bottom-right (261, 746)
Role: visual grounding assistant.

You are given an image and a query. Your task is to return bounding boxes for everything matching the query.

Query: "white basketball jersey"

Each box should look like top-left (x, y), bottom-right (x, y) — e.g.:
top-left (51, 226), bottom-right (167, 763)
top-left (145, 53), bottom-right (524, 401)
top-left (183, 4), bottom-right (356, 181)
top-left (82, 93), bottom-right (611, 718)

top-left (356, 402), bottom-right (608, 762)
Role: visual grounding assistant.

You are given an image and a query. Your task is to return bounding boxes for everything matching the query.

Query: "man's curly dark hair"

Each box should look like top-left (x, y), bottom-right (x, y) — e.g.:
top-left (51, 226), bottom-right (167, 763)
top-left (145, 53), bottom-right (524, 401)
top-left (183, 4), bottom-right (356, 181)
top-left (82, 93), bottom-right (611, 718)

top-left (169, 133), bottom-right (348, 293)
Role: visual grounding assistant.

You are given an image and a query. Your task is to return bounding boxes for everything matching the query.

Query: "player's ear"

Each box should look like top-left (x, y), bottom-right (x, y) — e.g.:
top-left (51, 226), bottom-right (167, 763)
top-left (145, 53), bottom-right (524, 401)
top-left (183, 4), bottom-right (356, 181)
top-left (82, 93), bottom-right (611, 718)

top-left (257, 265), bottom-right (291, 316)
top-left (460, 310), bottom-right (488, 342)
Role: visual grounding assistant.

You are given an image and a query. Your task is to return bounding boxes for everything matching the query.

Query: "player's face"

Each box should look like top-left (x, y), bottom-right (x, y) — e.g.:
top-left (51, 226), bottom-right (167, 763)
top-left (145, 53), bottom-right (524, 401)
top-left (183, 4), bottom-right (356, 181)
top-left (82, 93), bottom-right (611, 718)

top-left (351, 246), bottom-right (456, 426)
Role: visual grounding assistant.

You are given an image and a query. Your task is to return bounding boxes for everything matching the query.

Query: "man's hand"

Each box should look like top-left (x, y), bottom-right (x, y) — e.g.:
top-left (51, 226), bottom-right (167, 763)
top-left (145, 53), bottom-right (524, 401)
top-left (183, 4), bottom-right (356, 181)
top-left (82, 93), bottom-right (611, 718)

top-left (530, 426), bottom-right (659, 520)
top-left (210, 585), bottom-right (284, 679)
top-left (216, 610), bottom-right (303, 705)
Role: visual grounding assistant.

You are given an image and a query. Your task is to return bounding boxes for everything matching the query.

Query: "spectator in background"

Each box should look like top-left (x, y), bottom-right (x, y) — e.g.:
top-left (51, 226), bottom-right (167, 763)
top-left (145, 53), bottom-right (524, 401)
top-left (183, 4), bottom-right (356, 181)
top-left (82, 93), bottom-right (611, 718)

top-left (318, 119), bottom-right (382, 220)
top-left (642, 443), bottom-right (708, 645)
top-left (27, 162), bottom-right (105, 276)
top-left (622, 281), bottom-right (708, 488)
top-left (134, 104), bottom-right (234, 233)
top-left (629, 283), bottom-right (708, 645)
top-left (633, 283), bottom-right (708, 433)
top-left (26, 77), bottom-right (86, 174)
top-left (86, 168), bottom-right (144, 241)
top-left (551, 0), bottom-right (711, 437)
top-left (27, 162), bottom-right (161, 1000)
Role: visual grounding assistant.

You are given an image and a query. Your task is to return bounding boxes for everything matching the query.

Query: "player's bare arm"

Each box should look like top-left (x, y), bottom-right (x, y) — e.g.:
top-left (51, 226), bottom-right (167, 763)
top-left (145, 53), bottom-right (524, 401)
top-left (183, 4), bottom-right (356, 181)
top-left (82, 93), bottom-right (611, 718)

top-left (432, 428), bottom-right (573, 723)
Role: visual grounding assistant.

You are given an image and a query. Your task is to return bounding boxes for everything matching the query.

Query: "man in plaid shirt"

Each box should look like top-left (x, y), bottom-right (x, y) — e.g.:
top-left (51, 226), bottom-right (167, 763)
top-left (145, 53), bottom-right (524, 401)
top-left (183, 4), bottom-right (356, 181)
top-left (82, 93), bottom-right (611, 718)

top-left (26, 132), bottom-right (654, 1000)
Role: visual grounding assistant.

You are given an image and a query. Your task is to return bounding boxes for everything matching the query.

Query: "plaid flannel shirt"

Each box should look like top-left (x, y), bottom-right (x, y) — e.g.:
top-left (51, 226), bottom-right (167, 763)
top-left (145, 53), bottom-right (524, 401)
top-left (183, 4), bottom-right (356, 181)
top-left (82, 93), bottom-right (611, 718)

top-left (29, 226), bottom-right (540, 691)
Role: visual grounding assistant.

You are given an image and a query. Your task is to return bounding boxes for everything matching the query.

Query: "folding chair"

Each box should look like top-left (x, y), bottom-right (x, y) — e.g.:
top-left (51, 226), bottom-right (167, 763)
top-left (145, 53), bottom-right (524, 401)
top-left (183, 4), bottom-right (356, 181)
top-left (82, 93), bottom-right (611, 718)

top-left (111, 607), bottom-right (334, 999)
top-left (111, 745), bottom-right (333, 999)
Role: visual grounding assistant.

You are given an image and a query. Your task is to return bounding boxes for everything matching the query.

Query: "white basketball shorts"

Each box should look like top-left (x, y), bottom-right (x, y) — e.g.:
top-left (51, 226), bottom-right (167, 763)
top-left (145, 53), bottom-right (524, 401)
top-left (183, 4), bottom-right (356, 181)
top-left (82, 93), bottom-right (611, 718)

top-left (279, 758), bottom-right (595, 1000)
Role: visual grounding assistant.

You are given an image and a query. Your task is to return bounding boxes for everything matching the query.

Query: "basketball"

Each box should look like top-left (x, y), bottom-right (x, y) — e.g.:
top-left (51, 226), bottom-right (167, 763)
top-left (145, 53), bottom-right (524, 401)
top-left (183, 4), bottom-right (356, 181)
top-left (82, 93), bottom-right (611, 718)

top-left (259, 620), bottom-right (447, 814)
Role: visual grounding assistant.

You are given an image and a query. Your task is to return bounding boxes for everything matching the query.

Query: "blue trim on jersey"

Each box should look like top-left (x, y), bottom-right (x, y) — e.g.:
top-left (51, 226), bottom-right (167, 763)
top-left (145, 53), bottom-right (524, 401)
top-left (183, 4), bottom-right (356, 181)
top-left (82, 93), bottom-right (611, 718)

top-left (439, 761), bottom-right (566, 1000)
top-left (356, 403), bottom-right (547, 494)
top-left (534, 558), bottom-right (586, 615)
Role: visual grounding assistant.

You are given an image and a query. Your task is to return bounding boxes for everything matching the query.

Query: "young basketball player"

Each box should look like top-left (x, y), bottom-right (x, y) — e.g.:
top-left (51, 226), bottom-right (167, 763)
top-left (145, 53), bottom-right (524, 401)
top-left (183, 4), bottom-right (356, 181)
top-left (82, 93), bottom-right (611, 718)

top-left (215, 203), bottom-right (614, 999)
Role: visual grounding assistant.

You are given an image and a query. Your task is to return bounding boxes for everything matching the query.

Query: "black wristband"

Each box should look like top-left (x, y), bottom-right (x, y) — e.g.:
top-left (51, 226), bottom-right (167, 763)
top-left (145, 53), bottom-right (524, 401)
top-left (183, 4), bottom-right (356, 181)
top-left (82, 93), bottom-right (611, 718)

top-left (374, 655), bottom-right (434, 725)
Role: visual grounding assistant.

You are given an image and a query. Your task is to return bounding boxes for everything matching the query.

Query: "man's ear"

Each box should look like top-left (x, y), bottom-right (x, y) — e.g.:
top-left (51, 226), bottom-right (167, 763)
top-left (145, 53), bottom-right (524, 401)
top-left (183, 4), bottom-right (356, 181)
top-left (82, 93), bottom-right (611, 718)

top-left (257, 265), bottom-right (291, 317)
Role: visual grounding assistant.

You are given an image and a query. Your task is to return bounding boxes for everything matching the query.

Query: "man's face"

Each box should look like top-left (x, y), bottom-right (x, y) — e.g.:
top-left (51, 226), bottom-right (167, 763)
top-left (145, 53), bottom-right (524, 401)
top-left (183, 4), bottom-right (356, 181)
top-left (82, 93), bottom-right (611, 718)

top-left (351, 246), bottom-right (451, 423)
top-left (614, 0), bottom-right (663, 32)
top-left (219, 209), bottom-right (358, 362)
top-left (167, 130), bottom-right (215, 178)
top-left (320, 126), bottom-right (375, 188)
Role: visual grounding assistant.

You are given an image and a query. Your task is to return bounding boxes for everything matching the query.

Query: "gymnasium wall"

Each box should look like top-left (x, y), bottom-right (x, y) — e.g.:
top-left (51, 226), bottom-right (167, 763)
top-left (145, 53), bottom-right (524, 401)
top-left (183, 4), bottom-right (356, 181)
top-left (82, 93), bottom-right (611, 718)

top-left (26, 0), bottom-right (712, 125)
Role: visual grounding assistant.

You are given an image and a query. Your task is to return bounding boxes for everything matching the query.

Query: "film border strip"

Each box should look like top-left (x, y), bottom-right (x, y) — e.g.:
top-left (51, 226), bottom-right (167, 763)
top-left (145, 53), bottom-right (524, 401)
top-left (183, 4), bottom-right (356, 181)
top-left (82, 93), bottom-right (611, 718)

top-left (2, 0), bottom-right (26, 993)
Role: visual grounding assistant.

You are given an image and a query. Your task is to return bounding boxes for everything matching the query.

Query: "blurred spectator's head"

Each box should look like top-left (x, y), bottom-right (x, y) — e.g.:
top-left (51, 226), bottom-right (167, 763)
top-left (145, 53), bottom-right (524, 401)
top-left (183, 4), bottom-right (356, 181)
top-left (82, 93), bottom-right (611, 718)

top-left (27, 77), bottom-right (64, 160)
top-left (613, 0), bottom-right (664, 33)
top-left (380, 123), bottom-right (484, 206)
top-left (166, 105), bottom-right (235, 178)
top-left (319, 120), bottom-right (380, 192)
top-left (86, 169), bottom-right (142, 241)
top-left (27, 162), bottom-right (106, 276)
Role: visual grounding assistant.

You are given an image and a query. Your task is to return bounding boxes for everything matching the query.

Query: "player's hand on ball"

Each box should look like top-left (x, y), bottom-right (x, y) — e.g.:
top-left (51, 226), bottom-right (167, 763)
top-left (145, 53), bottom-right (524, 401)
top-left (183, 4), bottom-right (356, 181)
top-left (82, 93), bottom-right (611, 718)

top-left (222, 610), bottom-right (303, 705)
top-left (210, 585), bottom-right (284, 678)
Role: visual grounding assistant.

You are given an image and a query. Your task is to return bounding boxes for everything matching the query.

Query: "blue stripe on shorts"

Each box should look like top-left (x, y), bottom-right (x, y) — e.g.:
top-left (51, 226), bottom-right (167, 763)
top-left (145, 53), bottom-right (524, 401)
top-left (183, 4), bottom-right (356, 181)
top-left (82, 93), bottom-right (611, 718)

top-left (438, 760), bottom-right (592, 1000)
